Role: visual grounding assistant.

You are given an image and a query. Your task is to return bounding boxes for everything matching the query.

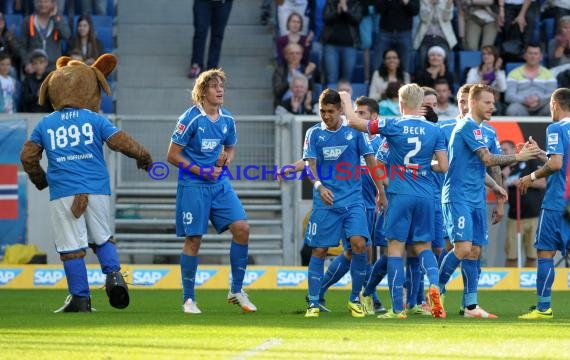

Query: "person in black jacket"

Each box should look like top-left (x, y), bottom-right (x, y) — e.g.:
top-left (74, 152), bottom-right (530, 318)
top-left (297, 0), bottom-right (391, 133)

top-left (20, 49), bottom-right (52, 113)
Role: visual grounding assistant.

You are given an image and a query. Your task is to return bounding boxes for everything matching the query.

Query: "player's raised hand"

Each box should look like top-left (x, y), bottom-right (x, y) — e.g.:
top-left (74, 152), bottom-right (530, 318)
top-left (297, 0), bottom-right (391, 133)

top-left (516, 143), bottom-right (540, 161)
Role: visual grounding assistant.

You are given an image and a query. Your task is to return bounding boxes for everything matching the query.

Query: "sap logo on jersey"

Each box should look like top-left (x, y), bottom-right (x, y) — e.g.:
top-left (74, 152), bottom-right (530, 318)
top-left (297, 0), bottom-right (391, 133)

top-left (34, 269), bottom-right (65, 286)
top-left (332, 273), bottom-right (352, 287)
top-left (87, 269), bottom-right (106, 286)
top-left (0, 269), bottom-right (22, 285)
top-left (201, 139), bottom-right (220, 152)
top-left (322, 146), bottom-right (347, 160)
top-left (478, 271), bottom-right (507, 288)
top-left (520, 272), bottom-right (537, 288)
top-left (195, 270), bottom-right (217, 286)
top-left (132, 269), bottom-right (170, 286)
top-left (277, 270), bottom-right (307, 286)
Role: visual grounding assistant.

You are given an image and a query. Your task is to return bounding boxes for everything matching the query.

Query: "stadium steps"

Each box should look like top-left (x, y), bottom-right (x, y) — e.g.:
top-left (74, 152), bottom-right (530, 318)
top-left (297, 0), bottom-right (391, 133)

top-left (115, 0), bottom-right (275, 116)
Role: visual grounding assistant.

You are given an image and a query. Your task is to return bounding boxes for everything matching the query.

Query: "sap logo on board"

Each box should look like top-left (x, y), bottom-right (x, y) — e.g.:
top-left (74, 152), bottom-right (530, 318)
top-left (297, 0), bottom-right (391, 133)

top-left (277, 270), bottom-right (306, 286)
top-left (87, 269), bottom-right (106, 286)
top-left (332, 273), bottom-right (352, 287)
top-left (132, 269), bottom-right (169, 286)
top-left (478, 271), bottom-right (507, 288)
top-left (34, 269), bottom-right (65, 286)
top-left (520, 272), bottom-right (537, 288)
top-left (240, 270), bottom-right (265, 286)
top-left (0, 269), bottom-right (22, 285)
top-left (195, 270), bottom-right (217, 286)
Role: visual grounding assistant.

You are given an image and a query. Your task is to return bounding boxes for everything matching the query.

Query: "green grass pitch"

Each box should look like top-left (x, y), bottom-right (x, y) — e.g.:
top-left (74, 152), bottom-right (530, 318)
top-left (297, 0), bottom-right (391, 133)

top-left (1, 289), bottom-right (570, 359)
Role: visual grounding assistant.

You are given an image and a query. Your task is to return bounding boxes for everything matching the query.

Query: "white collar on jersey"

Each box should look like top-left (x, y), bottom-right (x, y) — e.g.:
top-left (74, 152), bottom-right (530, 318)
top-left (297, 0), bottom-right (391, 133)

top-left (197, 104), bottom-right (222, 121)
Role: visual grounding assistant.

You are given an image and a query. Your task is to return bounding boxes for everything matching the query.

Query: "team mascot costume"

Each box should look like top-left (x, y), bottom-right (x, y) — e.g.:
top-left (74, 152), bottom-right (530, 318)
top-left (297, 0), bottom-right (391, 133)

top-left (20, 54), bottom-right (152, 312)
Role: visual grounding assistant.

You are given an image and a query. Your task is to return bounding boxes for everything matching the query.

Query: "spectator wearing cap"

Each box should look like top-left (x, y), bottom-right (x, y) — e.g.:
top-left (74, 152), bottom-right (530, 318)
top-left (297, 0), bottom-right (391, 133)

top-left (413, 45), bottom-right (454, 89)
top-left (413, 0), bottom-right (457, 68)
top-left (21, 48), bottom-right (51, 113)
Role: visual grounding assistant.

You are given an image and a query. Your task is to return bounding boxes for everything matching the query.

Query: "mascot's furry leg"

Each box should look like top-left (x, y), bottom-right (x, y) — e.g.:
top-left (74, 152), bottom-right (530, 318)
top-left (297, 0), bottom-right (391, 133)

top-left (55, 250), bottom-right (92, 312)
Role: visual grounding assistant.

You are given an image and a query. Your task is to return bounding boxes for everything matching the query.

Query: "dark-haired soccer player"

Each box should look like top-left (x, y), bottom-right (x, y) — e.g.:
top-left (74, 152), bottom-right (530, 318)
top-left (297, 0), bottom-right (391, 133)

top-left (518, 88), bottom-right (570, 320)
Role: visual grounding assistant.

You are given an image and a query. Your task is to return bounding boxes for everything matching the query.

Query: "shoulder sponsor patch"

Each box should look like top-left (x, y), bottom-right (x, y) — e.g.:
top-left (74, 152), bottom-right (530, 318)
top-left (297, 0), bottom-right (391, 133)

top-left (175, 122), bottom-right (186, 135)
top-left (473, 128), bottom-right (483, 140)
top-left (548, 133), bottom-right (559, 145)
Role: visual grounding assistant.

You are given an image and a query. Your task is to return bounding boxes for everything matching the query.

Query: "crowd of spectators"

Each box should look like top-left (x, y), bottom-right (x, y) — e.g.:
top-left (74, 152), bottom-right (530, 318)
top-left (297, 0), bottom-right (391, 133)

top-left (0, 0), bottom-right (113, 114)
top-left (267, 0), bottom-right (570, 118)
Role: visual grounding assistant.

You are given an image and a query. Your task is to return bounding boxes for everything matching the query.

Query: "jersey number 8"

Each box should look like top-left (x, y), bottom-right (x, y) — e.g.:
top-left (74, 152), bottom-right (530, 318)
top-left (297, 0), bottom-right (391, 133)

top-left (46, 123), bottom-right (94, 150)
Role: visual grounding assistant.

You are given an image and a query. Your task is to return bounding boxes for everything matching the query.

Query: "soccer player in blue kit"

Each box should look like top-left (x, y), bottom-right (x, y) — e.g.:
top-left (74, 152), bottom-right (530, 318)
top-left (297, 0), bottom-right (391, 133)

top-left (518, 88), bottom-right (570, 320)
top-left (166, 69), bottom-right (256, 314)
top-left (438, 84), bottom-right (539, 318)
top-left (21, 90), bottom-right (153, 312)
top-left (303, 89), bottom-right (387, 318)
top-left (345, 84), bottom-right (449, 319)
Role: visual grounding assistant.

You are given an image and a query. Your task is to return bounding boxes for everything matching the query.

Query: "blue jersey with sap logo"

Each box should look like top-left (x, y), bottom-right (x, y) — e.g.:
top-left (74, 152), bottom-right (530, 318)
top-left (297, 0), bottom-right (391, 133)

top-left (542, 119), bottom-right (570, 211)
top-left (171, 105), bottom-right (237, 185)
top-left (303, 122), bottom-right (374, 209)
top-left (442, 116), bottom-right (487, 208)
top-left (362, 135), bottom-right (382, 209)
top-left (481, 122), bottom-right (502, 155)
top-left (374, 115), bottom-right (446, 198)
top-left (29, 108), bottom-right (118, 200)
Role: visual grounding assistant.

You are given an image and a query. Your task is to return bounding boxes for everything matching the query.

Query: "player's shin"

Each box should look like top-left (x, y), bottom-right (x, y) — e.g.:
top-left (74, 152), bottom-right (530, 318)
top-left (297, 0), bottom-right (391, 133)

top-left (387, 256), bottom-right (405, 312)
top-left (308, 256), bottom-right (325, 306)
top-left (230, 241), bottom-right (248, 293)
top-left (537, 258), bottom-right (555, 311)
top-left (350, 252), bottom-right (367, 302)
top-left (320, 254), bottom-right (350, 299)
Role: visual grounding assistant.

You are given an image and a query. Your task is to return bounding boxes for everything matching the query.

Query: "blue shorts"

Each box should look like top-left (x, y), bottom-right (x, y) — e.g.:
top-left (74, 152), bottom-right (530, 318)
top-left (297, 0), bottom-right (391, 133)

top-left (305, 204), bottom-right (370, 249)
top-left (175, 181), bottom-right (247, 237)
top-left (343, 208), bottom-right (375, 250)
top-left (535, 209), bottom-right (570, 253)
top-left (432, 201), bottom-right (444, 249)
top-left (442, 202), bottom-right (487, 246)
top-left (373, 210), bottom-right (387, 247)
top-left (384, 193), bottom-right (434, 243)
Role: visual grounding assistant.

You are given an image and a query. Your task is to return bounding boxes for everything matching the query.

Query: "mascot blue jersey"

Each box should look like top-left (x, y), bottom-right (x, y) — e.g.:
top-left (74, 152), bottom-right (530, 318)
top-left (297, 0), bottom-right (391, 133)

top-left (29, 108), bottom-right (118, 200)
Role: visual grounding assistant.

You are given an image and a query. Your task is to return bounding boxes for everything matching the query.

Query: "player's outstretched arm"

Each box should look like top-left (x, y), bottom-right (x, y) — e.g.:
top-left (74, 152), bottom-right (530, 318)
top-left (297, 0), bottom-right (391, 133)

top-left (277, 158), bottom-right (305, 182)
top-left (106, 131), bottom-right (153, 171)
top-left (519, 154), bottom-right (562, 194)
top-left (364, 154), bottom-right (387, 210)
top-left (475, 145), bottom-right (540, 167)
top-left (20, 140), bottom-right (48, 190)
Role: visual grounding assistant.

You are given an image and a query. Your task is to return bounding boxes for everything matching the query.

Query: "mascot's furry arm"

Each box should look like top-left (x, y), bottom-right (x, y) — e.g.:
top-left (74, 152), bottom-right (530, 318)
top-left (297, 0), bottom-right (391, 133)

top-left (106, 131), bottom-right (153, 171)
top-left (20, 141), bottom-right (48, 190)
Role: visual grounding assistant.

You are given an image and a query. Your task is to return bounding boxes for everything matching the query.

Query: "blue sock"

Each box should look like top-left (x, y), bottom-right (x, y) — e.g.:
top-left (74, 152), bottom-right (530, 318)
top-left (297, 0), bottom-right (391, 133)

top-left (181, 253), bottom-right (198, 302)
top-left (366, 263), bottom-right (380, 302)
top-left (387, 256), bottom-right (405, 313)
top-left (319, 254), bottom-right (350, 299)
top-left (406, 257), bottom-right (420, 308)
top-left (96, 241), bottom-right (120, 274)
top-left (363, 255), bottom-right (387, 296)
top-left (461, 259), bottom-right (479, 307)
top-left (308, 256), bottom-right (325, 305)
top-left (417, 276), bottom-right (425, 305)
top-left (419, 249), bottom-right (440, 286)
top-left (230, 241), bottom-right (248, 294)
top-left (350, 252), bottom-right (367, 302)
top-left (438, 248), bottom-right (448, 268)
top-left (537, 258), bottom-right (555, 311)
top-left (439, 251), bottom-right (461, 290)
top-left (63, 257), bottom-right (89, 297)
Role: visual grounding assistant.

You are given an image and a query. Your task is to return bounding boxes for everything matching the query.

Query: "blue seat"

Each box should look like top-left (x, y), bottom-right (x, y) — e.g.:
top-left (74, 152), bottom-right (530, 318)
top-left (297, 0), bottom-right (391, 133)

top-left (351, 83), bottom-right (368, 98)
top-left (5, 14), bottom-right (23, 39)
top-left (311, 82), bottom-right (323, 104)
top-left (351, 65), bottom-right (365, 83)
top-left (542, 18), bottom-right (555, 44)
top-left (100, 94), bottom-right (113, 113)
top-left (505, 62), bottom-right (524, 75)
top-left (96, 27), bottom-right (113, 53)
top-left (458, 50), bottom-right (482, 84)
top-left (447, 50), bottom-right (455, 78)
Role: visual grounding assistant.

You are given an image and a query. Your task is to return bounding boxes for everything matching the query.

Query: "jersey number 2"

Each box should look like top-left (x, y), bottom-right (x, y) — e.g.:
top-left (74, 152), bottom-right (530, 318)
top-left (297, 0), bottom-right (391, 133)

top-left (403, 137), bottom-right (421, 166)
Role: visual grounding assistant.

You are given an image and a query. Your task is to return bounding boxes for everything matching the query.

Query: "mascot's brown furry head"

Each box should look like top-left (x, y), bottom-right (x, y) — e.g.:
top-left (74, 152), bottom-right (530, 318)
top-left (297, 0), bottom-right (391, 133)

top-left (39, 53), bottom-right (118, 112)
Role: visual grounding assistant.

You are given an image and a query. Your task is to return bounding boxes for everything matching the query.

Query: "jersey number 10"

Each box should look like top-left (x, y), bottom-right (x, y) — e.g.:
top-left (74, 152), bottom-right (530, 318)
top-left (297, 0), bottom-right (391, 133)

top-left (46, 123), bottom-right (94, 150)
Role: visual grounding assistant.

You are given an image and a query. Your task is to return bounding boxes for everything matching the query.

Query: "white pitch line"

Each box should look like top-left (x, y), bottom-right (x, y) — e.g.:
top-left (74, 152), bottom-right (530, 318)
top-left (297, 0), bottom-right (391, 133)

top-left (232, 338), bottom-right (282, 360)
